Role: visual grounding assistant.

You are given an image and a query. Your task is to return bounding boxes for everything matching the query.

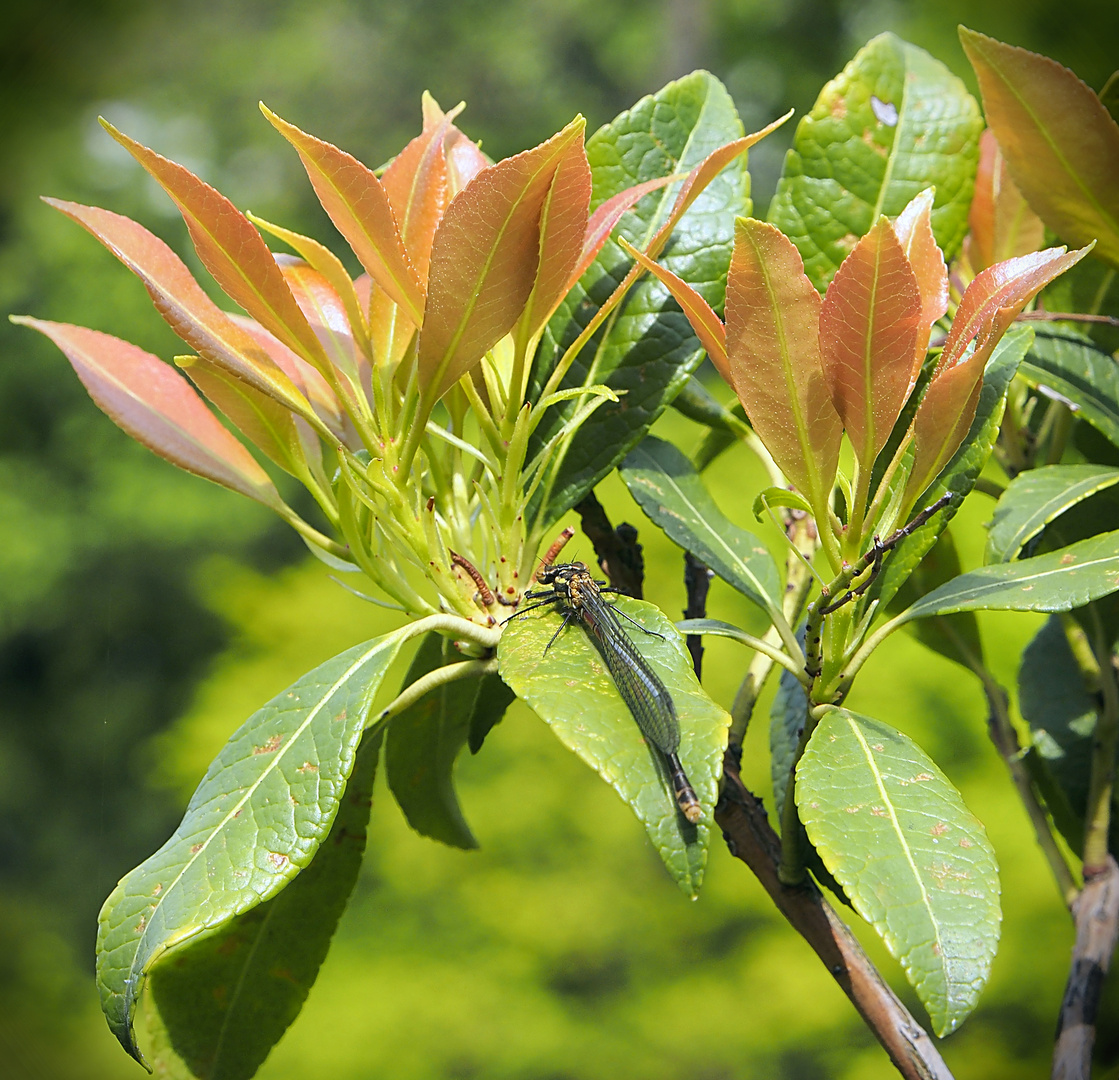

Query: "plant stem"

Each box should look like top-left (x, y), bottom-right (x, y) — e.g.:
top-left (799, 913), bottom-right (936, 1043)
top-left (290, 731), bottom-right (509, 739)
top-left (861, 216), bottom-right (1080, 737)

top-left (370, 657), bottom-right (498, 729)
top-left (717, 759), bottom-right (956, 1080)
top-left (1083, 614), bottom-right (1119, 872)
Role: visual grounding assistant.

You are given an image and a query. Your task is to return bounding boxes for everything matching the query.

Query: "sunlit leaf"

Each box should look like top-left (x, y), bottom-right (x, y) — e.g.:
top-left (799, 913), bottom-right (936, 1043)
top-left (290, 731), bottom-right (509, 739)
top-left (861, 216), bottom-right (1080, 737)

top-left (797, 708), bottom-right (1000, 1035)
top-left (574, 175), bottom-right (678, 284)
top-left (421, 92), bottom-right (489, 195)
top-left (619, 436), bottom-right (780, 616)
top-left (498, 597), bottom-right (730, 896)
top-left (819, 216), bottom-right (922, 467)
top-left (618, 238), bottom-right (730, 382)
top-left (44, 198), bottom-right (318, 426)
top-left (892, 188), bottom-right (948, 360)
top-left (986, 465), bottom-right (1119, 564)
top-left (13, 318), bottom-right (283, 510)
top-left (145, 732), bottom-right (382, 1080)
top-left (101, 119), bottom-right (336, 377)
top-left (385, 634), bottom-right (479, 849)
top-left (960, 28), bottom-right (1119, 269)
top-left (419, 117), bottom-right (586, 404)
top-left (892, 529), bottom-right (1119, 625)
top-left (962, 129), bottom-right (1044, 273)
top-left (96, 629), bottom-right (412, 1062)
top-left (260, 104), bottom-right (425, 325)
top-left (726, 218), bottom-right (842, 518)
top-left (769, 33), bottom-right (982, 292)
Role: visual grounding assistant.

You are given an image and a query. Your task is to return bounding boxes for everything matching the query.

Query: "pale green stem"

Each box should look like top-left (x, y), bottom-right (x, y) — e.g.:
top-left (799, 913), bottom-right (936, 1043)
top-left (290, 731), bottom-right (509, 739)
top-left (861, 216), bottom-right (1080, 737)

top-left (1083, 612), bottom-right (1119, 871)
top-left (369, 657), bottom-right (498, 731)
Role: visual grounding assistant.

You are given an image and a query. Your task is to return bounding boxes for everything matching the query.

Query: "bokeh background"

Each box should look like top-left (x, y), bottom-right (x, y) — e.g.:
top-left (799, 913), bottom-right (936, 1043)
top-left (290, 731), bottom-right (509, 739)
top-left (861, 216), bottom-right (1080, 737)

top-left (3, 1), bottom-right (1118, 1077)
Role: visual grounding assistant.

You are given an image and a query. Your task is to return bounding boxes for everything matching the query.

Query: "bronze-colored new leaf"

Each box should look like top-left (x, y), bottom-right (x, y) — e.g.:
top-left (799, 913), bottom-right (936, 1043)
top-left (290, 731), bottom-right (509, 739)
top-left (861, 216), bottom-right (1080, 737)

top-left (101, 119), bottom-right (336, 378)
top-left (15, 318), bottom-right (283, 509)
top-left (45, 198), bottom-right (319, 429)
top-left (963, 130), bottom-right (1044, 273)
top-left (417, 117), bottom-right (586, 405)
top-left (261, 104), bottom-right (426, 325)
top-left (960, 28), bottom-right (1119, 268)
top-left (819, 216), bottom-right (922, 468)
top-left (725, 218), bottom-right (841, 515)
top-left (892, 189), bottom-right (948, 369)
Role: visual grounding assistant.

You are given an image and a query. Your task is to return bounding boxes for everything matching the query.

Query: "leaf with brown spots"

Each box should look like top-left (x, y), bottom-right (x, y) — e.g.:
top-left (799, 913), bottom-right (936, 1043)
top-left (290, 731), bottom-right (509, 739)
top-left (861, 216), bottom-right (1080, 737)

top-left (796, 708), bottom-right (1001, 1036)
top-left (96, 629), bottom-right (414, 1066)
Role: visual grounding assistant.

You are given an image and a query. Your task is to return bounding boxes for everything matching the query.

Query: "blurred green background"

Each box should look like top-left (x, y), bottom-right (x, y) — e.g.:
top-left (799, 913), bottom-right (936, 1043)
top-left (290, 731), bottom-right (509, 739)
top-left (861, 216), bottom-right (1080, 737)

top-left (3, 1), bottom-right (1118, 1077)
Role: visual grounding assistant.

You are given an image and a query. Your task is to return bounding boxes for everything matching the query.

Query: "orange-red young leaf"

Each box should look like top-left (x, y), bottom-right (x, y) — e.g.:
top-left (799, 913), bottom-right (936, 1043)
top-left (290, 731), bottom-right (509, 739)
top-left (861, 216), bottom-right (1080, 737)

top-left (229, 314), bottom-right (354, 448)
top-left (574, 175), bottom-right (678, 285)
top-left (618, 237), bottom-right (729, 384)
top-left (259, 104), bottom-right (426, 325)
top-left (516, 126), bottom-right (592, 344)
top-left (44, 198), bottom-right (316, 426)
top-left (941, 246), bottom-right (1092, 372)
top-left (247, 212), bottom-right (372, 360)
top-left (892, 188), bottom-right (948, 371)
top-left (819, 216), bottom-right (922, 467)
top-left (382, 112), bottom-right (457, 287)
top-left (178, 354), bottom-right (324, 481)
top-left (726, 218), bottom-right (841, 513)
top-left (960, 28), bottom-right (1119, 268)
top-left (360, 276), bottom-right (416, 374)
top-left (963, 130), bottom-right (1044, 272)
top-left (15, 318), bottom-right (283, 508)
top-left (422, 93), bottom-right (489, 195)
top-left (276, 255), bottom-right (365, 395)
top-left (100, 119), bottom-right (336, 377)
top-left (646, 111), bottom-right (794, 262)
top-left (418, 116), bottom-right (586, 405)
top-left (902, 354), bottom-right (986, 512)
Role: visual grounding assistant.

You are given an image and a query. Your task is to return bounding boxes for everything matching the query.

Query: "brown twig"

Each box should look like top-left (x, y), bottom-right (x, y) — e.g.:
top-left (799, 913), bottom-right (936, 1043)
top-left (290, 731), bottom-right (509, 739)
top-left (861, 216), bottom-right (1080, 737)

top-left (717, 758), bottom-right (955, 1080)
top-left (683, 552), bottom-right (713, 678)
top-left (574, 492), bottom-right (645, 597)
top-left (1052, 856), bottom-right (1119, 1080)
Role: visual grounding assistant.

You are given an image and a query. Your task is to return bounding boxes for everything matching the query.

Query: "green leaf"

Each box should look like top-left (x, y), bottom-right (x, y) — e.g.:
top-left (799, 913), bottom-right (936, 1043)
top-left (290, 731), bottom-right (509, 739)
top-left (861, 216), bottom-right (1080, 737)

top-left (753, 487), bottom-right (813, 519)
top-left (96, 630), bottom-right (411, 1064)
top-left (670, 376), bottom-right (743, 433)
top-left (144, 730), bottom-right (383, 1080)
top-left (768, 33), bottom-right (982, 293)
top-left (467, 673), bottom-right (517, 754)
top-left (497, 596), bottom-right (731, 896)
top-left (796, 708), bottom-right (1001, 1035)
top-left (1018, 328), bottom-right (1119, 448)
top-left (985, 464), bottom-right (1119, 564)
top-left (1018, 617), bottom-right (1119, 856)
top-left (894, 529), bottom-right (1119, 626)
top-left (866, 324), bottom-right (1032, 612)
top-left (528, 71), bottom-right (749, 527)
top-left (619, 435), bottom-right (780, 616)
top-left (386, 634), bottom-right (479, 850)
top-left (770, 663), bottom-right (808, 823)
top-left (960, 28), bottom-right (1119, 269)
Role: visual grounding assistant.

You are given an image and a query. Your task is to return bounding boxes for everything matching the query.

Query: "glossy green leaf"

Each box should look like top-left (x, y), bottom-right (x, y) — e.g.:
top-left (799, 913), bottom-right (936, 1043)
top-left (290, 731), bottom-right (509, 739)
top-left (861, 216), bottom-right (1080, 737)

top-left (386, 634), bottom-right (478, 850)
top-left (96, 630), bottom-right (412, 1063)
top-left (886, 528), bottom-right (985, 671)
top-left (620, 436), bottom-right (780, 615)
top-left (144, 731), bottom-right (382, 1080)
top-left (13, 318), bottom-right (284, 511)
top-left (420, 117), bottom-right (586, 404)
top-left (1018, 328), bottom-right (1119, 448)
top-left (102, 119), bottom-right (336, 378)
top-left (770, 664), bottom-right (808, 823)
top-left (796, 708), bottom-right (1001, 1035)
top-left (43, 198), bottom-right (319, 427)
top-left (528, 71), bottom-right (750, 527)
top-left (867, 324), bottom-right (1032, 612)
top-left (670, 376), bottom-right (743, 434)
top-left (768, 33), bottom-right (982, 293)
top-left (1018, 617), bottom-right (1119, 857)
top-left (986, 465), bottom-right (1119, 564)
top-left (727, 218), bottom-right (842, 517)
top-left (497, 597), bottom-right (731, 896)
top-left (894, 529), bottom-right (1119, 626)
top-left (752, 487), bottom-right (813, 519)
top-left (261, 105), bottom-right (425, 325)
top-left (960, 28), bottom-right (1119, 269)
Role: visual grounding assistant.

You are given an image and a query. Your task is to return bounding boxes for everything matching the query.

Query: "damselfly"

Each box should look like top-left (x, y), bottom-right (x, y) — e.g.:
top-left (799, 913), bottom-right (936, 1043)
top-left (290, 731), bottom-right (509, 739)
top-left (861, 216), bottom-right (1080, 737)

top-left (511, 562), bottom-right (702, 824)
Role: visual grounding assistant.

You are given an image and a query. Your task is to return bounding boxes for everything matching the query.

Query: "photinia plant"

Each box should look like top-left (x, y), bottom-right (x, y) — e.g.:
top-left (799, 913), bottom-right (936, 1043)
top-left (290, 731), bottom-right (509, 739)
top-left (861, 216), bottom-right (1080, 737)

top-left (11, 26), bottom-right (1119, 1080)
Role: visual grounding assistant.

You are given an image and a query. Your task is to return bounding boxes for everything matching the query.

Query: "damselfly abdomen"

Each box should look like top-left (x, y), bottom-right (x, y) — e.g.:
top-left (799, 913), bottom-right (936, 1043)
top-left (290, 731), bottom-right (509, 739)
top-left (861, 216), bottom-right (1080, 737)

top-left (513, 562), bottom-right (702, 824)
